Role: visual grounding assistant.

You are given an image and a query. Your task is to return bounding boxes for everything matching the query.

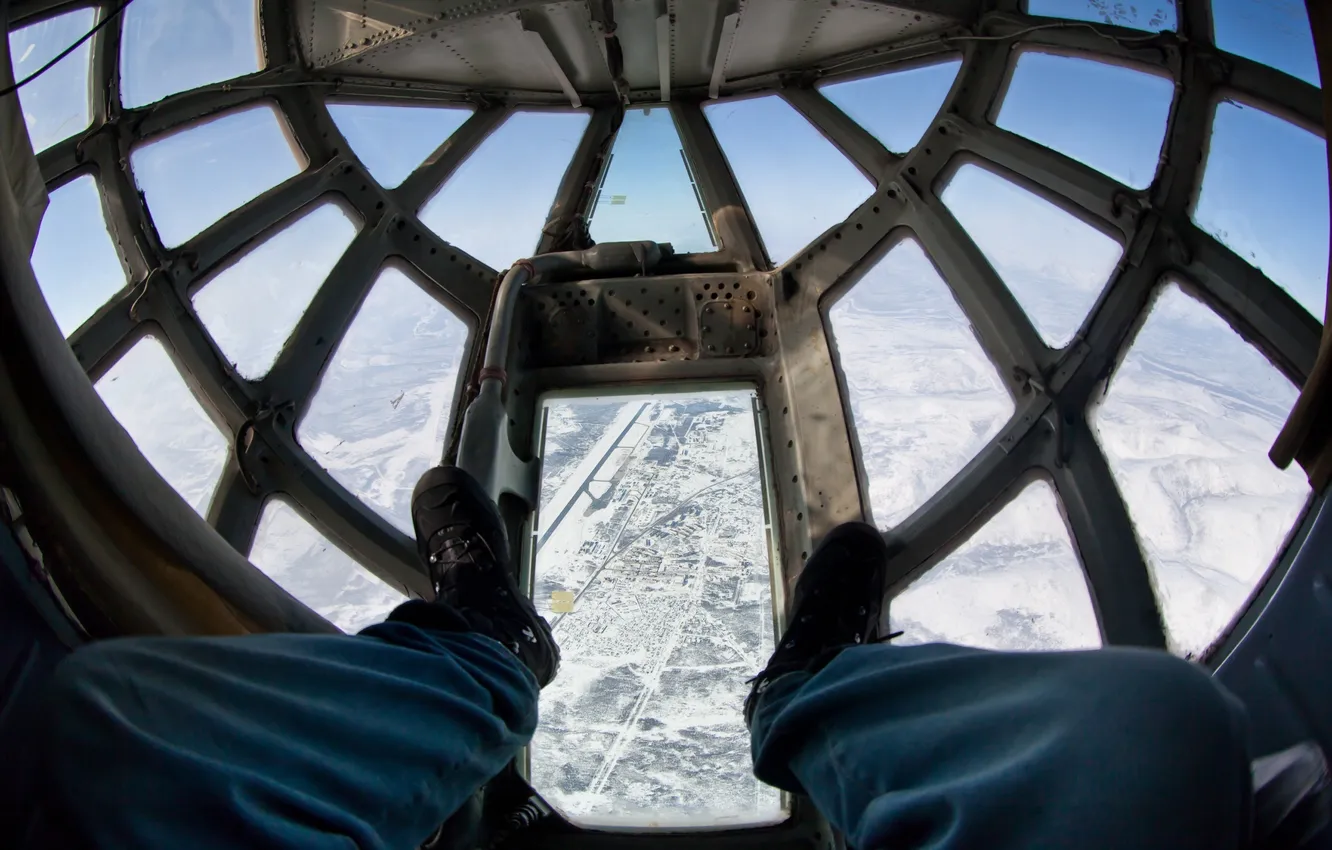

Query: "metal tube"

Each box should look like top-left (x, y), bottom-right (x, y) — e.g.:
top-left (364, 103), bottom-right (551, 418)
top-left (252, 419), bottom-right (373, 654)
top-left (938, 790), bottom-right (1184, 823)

top-left (480, 241), bottom-right (667, 389)
top-left (479, 261), bottom-right (534, 386)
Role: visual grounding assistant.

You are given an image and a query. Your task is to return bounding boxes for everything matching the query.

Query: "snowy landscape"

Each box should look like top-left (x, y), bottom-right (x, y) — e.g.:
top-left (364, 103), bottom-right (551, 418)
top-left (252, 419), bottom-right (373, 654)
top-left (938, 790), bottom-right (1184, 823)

top-left (528, 393), bottom-right (782, 827)
top-left (1089, 283), bottom-right (1310, 656)
top-left (830, 241), bottom-right (1310, 657)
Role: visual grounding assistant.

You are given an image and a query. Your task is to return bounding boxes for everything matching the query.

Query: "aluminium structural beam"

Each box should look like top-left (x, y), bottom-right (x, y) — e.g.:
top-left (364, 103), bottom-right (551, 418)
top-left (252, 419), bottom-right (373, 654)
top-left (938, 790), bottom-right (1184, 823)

top-left (672, 101), bottom-right (769, 271)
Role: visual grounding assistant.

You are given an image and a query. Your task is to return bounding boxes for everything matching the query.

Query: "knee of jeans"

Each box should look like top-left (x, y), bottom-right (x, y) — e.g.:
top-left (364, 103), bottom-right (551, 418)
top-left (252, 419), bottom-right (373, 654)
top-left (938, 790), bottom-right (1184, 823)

top-left (1087, 649), bottom-right (1249, 762)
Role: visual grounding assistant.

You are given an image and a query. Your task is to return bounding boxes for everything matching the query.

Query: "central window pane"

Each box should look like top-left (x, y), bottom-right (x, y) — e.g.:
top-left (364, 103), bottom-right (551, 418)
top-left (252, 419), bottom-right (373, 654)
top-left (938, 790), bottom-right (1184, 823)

top-left (587, 106), bottom-right (717, 254)
top-left (528, 388), bottom-right (784, 828)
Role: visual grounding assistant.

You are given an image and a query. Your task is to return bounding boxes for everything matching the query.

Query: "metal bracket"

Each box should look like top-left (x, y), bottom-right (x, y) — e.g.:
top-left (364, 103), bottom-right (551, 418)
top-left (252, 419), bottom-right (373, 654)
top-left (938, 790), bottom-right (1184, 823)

top-left (699, 299), bottom-right (759, 357)
top-left (1048, 338), bottom-right (1092, 395)
top-left (997, 392), bottom-right (1052, 454)
top-left (520, 13), bottom-right (582, 108)
top-left (708, 12), bottom-right (740, 99)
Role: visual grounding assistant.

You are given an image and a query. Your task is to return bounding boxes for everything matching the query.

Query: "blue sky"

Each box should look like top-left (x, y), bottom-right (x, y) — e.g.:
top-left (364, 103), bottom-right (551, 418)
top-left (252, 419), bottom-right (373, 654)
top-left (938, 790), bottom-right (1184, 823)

top-left (417, 110), bottom-right (589, 270)
top-left (118, 0), bottom-right (260, 109)
top-left (129, 102), bottom-right (307, 248)
top-left (327, 102), bottom-right (474, 189)
top-left (587, 106), bottom-right (716, 254)
top-left (995, 51), bottom-right (1174, 191)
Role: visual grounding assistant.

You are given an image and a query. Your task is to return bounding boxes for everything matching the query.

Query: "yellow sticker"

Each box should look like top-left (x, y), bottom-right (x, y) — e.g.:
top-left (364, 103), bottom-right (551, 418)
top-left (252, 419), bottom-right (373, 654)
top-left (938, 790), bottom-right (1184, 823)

top-left (551, 591), bottom-right (575, 613)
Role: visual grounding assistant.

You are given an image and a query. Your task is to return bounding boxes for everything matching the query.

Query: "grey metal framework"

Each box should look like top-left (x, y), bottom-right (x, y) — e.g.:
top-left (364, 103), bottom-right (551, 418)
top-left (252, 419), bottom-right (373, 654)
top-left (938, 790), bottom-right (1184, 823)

top-left (6, 0), bottom-right (1325, 672)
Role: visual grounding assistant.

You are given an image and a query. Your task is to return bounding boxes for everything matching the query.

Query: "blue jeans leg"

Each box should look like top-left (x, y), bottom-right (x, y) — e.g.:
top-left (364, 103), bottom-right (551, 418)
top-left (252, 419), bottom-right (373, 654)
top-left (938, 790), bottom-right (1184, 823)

top-left (750, 643), bottom-right (1252, 850)
top-left (33, 614), bottom-right (537, 850)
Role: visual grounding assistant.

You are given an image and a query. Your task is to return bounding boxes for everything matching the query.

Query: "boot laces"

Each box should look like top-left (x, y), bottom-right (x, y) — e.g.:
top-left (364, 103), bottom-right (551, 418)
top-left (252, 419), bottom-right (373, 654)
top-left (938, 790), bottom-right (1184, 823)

top-left (780, 598), bottom-right (873, 651)
top-left (426, 524), bottom-right (501, 594)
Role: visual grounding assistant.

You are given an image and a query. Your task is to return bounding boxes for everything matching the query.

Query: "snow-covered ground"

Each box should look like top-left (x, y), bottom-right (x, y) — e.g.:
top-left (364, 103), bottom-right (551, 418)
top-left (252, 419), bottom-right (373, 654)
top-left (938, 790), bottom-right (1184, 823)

top-left (1090, 283), bottom-right (1309, 656)
top-left (296, 267), bottom-right (470, 536)
top-left (890, 480), bottom-right (1102, 651)
top-left (528, 393), bottom-right (782, 827)
top-left (829, 243), bottom-right (1310, 657)
top-left (248, 499), bottom-right (404, 634)
top-left (828, 239), bottom-right (1013, 530)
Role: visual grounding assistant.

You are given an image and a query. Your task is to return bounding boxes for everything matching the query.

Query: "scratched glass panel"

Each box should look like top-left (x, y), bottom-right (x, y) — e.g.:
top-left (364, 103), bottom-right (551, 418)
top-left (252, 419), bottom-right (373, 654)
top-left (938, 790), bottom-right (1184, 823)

top-left (1090, 282), bottom-right (1310, 657)
top-left (1193, 99), bottom-right (1328, 322)
top-left (131, 103), bottom-right (306, 248)
top-left (120, 0), bottom-right (262, 108)
top-left (817, 58), bottom-right (961, 154)
top-left (828, 238), bottom-right (1013, 530)
top-left (1024, 0), bottom-right (1176, 31)
top-left (588, 105), bottom-right (715, 254)
top-left (419, 110), bottom-right (589, 271)
top-left (30, 174), bottom-right (127, 336)
top-left (297, 267), bottom-right (470, 535)
top-left (704, 95), bottom-right (873, 264)
top-left (193, 201), bottom-right (360, 380)
top-left (891, 480), bottom-right (1101, 650)
top-left (530, 390), bottom-right (784, 829)
top-left (8, 6), bottom-right (94, 153)
top-left (942, 163), bottom-right (1123, 348)
top-left (1212, 0), bottom-right (1319, 88)
top-left (95, 336), bottom-right (229, 516)
top-left (996, 50), bottom-right (1174, 190)
top-left (327, 101), bottom-right (474, 189)
top-left (250, 498), bottom-right (405, 633)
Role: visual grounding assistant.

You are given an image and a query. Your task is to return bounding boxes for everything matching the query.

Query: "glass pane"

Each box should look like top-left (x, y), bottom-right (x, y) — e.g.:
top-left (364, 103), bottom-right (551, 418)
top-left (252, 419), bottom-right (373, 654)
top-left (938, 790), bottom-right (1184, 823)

top-left (327, 101), bottom-right (474, 190)
top-left (193, 202), bottom-right (359, 381)
top-left (1090, 283), bottom-right (1309, 657)
top-left (705, 95), bottom-right (873, 264)
top-left (818, 58), bottom-right (961, 155)
top-left (31, 174), bottom-right (127, 336)
top-left (120, 0), bottom-right (262, 109)
top-left (419, 111), bottom-right (589, 271)
top-left (8, 7), bottom-right (94, 153)
top-left (828, 239), bottom-right (1013, 529)
top-left (250, 498), bottom-right (405, 633)
top-left (95, 336), bottom-right (229, 516)
top-left (587, 106), bottom-right (715, 254)
top-left (996, 51), bottom-right (1173, 190)
top-left (530, 390), bottom-right (783, 829)
top-left (1193, 100), bottom-right (1328, 321)
top-left (297, 268), bottom-right (470, 534)
top-left (891, 480), bottom-right (1101, 651)
top-left (1024, 0), bottom-right (1176, 31)
top-left (131, 103), bottom-right (306, 248)
top-left (941, 163), bottom-right (1123, 348)
top-left (1212, 0), bottom-right (1318, 88)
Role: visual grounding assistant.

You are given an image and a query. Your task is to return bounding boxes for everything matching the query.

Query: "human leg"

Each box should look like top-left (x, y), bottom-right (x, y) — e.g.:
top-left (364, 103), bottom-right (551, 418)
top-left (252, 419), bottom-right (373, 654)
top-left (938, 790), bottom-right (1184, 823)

top-left (750, 642), bottom-right (1252, 850)
top-left (744, 521), bottom-right (1251, 850)
top-left (31, 466), bottom-right (560, 850)
top-left (35, 620), bottom-right (536, 850)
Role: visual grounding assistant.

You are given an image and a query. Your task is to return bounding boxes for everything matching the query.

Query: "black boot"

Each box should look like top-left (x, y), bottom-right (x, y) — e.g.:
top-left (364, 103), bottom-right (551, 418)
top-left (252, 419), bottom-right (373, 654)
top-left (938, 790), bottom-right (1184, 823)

top-left (744, 521), bottom-right (893, 726)
top-left (408, 465), bottom-right (559, 687)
